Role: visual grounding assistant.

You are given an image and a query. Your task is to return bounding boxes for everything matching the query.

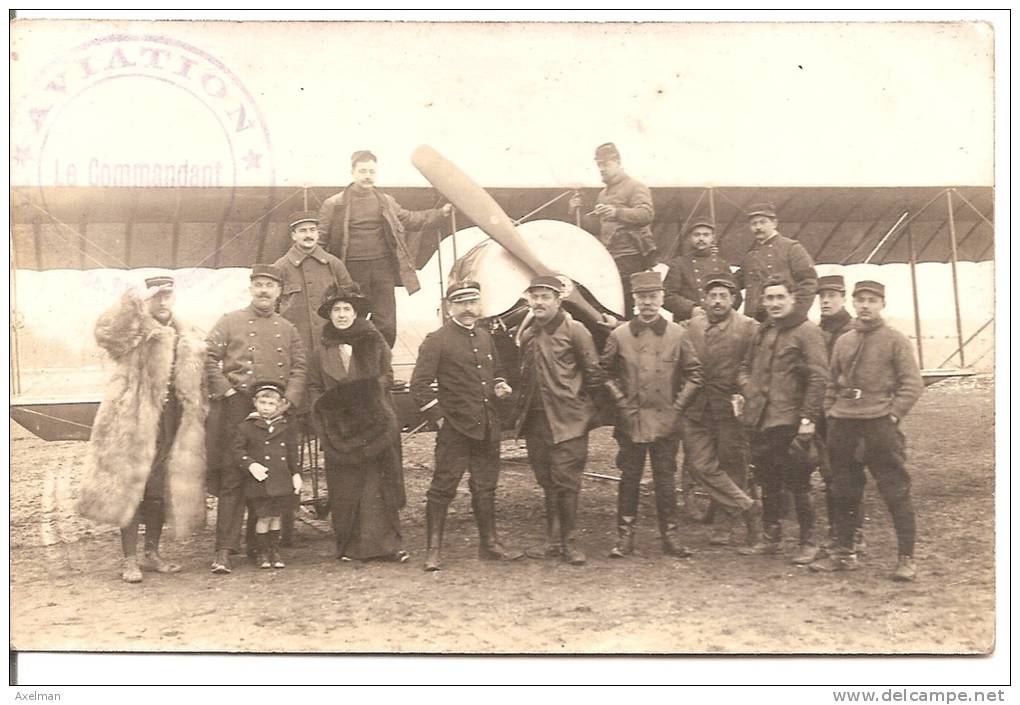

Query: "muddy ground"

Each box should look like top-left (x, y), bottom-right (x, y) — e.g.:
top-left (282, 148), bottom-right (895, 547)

top-left (9, 377), bottom-right (996, 654)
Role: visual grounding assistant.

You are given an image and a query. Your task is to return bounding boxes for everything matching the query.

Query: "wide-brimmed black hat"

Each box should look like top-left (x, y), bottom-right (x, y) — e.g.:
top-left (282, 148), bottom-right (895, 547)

top-left (317, 282), bottom-right (371, 319)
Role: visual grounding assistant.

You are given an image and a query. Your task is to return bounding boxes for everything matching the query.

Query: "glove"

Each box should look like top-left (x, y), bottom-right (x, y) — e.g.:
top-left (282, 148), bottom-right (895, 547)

top-left (292, 473), bottom-right (303, 495)
top-left (248, 463), bottom-right (268, 482)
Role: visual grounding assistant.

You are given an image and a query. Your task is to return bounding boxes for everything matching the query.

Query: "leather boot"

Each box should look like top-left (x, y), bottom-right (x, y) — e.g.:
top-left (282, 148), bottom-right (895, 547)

top-left (423, 501), bottom-right (447, 572)
top-left (211, 548), bottom-right (232, 574)
top-left (559, 492), bottom-right (586, 565)
top-left (809, 547), bottom-right (859, 573)
top-left (660, 522), bottom-right (693, 557)
top-left (255, 534), bottom-right (271, 569)
top-left (742, 499), bottom-right (764, 547)
top-left (738, 521), bottom-right (782, 556)
top-left (121, 557), bottom-right (143, 583)
top-left (268, 530), bottom-right (285, 568)
top-left (474, 494), bottom-right (524, 561)
top-left (526, 491), bottom-right (562, 558)
top-left (608, 516), bottom-right (636, 558)
top-left (708, 510), bottom-right (731, 546)
top-left (892, 555), bottom-right (917, 582)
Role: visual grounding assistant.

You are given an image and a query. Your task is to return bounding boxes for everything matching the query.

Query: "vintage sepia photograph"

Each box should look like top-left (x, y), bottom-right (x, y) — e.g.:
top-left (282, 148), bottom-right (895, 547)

top-left (7, 10), bottom-right (1005, 687)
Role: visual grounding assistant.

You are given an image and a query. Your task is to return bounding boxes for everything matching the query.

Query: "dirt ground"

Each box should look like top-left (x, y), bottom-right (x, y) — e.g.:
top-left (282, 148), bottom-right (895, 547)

top-left (9, 377), bottom-right (996, 654)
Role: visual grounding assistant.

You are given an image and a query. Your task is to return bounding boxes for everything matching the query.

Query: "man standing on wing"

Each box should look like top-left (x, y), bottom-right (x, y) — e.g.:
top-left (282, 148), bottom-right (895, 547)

top-left (600, 271), bottom-right (703, 558)
top-left (318, 150), bottom-right (452, 348)
top-left (515, 275), bottom-right (607, 566)
top-left (811, 280), bottom-right (924, 581)
top-left (411, 280), bottom-right (523, 572)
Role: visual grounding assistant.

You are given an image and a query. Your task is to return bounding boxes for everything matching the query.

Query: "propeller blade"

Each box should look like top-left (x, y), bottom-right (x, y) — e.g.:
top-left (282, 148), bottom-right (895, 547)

top-left (411, 145), bottom-right (612, 325)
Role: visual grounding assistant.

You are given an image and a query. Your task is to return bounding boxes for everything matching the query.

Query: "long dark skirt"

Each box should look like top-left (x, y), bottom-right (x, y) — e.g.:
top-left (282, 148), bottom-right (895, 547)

top-left (325, 446), bottom-right (404, 560)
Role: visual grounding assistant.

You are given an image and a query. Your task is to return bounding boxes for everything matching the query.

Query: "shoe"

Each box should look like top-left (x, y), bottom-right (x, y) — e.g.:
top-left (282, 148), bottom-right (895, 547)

top-left (809, 551), bottom-right (859, 573)
top-left (139, 551), bottom-right (182, 574)
top-left (661, 524), bottom-right (693, 558)
top-left (210, 549), bottom-right (232, 574)
top-left (380, 550), bottom-right (410, 563)
top-left (791, 542), bottom-right (820, 565)
top-left (608, 517), bottom-right (636, 558)
top-left (892, 555), bottom-right (916, 582)
top-left (479, 541), bottom-right (525, 561)
top-left (121, 557), bottom-right (143, 583)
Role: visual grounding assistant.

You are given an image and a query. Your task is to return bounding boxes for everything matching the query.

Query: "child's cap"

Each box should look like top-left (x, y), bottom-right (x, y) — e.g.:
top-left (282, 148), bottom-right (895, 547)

top-left (252, 380), bottom-right (286, 399)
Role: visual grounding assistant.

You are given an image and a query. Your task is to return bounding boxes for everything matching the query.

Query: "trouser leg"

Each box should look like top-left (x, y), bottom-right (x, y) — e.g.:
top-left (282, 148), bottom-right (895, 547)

top-left (684, 416), bottom-right (755, 514)
top-left (613, 254), bottom-right (645, 320)
top-left (212, 393), bottom-right (251, 553)
top-left (615, 434), bottom-right (646, 524)
top-left (649, 436), bottom-right (680, 533)
top-left (141, 497), bottom-right (166, 553)
top-left (751, 426), bottom-right (798, 542)
top-left (524, 413), bottom-right (561, 555)
top-left (828, 418), bottom-right (868, 552)
top-left (863, 417), bottom-right (916, 557)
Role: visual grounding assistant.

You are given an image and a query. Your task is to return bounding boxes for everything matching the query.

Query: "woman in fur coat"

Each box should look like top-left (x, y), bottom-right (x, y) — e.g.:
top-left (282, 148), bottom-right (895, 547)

top-left (76, 277), bottom-right (208, 583)
top-left (309, 282), bottom-right (408, 562)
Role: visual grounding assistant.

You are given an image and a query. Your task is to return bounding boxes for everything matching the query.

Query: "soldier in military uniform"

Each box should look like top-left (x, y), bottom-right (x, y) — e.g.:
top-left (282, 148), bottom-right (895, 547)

top-left (663, 221), bottom-right (742, 322)
top-left (568, 143), bottom-right (656, 318)
top-left (812, 280), bottom-right (924, 581)
top-left (205, 264), bottom-right (307, 574)
top-left (815, 273), bottom-right (865, 553)
top-left (410, 281), bottom-right (523, 572)
top-left (600, 271), bottom-right (703, 558)
top-left (737, 203), bottom-right (818, 322)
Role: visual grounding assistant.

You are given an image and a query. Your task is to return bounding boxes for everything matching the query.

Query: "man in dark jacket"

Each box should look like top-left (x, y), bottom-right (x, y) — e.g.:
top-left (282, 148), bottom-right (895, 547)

top-left (569, 143), bottom-right (656, 319)
top-left (681, 272), bottom-right (764, 549)
top-left (410, 280), bottom-right (522, 572)
top-left (318, 150), bottom-right (452, 347)
top-left (515, 275), bottom-right (607, 565)
top-left (600, 271), bottom-right (703, 558)
top-left (738, 203), bottom-right (818, 322)
top-left (663, 221), bottom-right (742, 322)
top-left (737, 275), bottom-right (829, 563)
top-left (205, 264), bottom-right (307, 574)
top-left (814, 273), bottom-right (864, 553)
top-left (811, 280), bottom-right (924, 581)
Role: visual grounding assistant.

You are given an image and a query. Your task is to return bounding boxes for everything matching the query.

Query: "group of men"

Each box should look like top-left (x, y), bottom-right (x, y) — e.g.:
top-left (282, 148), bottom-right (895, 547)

top-left (79, 142), bottom-right (925, 586)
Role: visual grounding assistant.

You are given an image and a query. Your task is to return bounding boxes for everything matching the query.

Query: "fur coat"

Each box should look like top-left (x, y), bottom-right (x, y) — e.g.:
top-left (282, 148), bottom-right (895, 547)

top-left (76, 289), bottom-right (209, 537)
top-left (309, 317), bottom-right (405, 509)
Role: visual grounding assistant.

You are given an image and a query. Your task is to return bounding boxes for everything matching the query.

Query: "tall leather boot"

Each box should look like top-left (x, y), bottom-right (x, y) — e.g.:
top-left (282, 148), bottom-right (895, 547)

top-left (474, 493), bottom-right (524, 561)
top-left (742, 499), bottom-right (764, 548)
top-left (608, 516), bottom-right (636, 558)
top-left (559, 492), bottom-right (586, 565)
top-left (423, 501), bottom-right (447, 572)
top-left (526, 490), bottom-right (562, 558)
top-left (791, 492), bottom-right (819, 565)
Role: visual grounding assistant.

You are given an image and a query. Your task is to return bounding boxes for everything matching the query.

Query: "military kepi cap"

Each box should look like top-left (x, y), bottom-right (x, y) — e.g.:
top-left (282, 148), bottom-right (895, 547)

top-left (686, 220), bottom-right (716, 234)
top-left (853, 280), bottom-right (885, 298)
top-left (144, 274), bottom-right (174, 289)
top-left (746, 202), bottom-right (778, 219)
top-left (630, 270), bottom-right (664, 294)
top-left (817, 274), bottom-right (847, 293)
top-left (250, 263), bottom-right (284, 283)
top-left (446, 280), bottom-right (482, 303)
top-left (252, 380), bottom-right (286, 398)
top-left (288, 211), bottom-right (319, 228)
top-left (594, 142), bottom-right (621, 161)
top-left (526, 275), bottom-right (565, 295)
top-left (702, 271), bottom-right (739, 292)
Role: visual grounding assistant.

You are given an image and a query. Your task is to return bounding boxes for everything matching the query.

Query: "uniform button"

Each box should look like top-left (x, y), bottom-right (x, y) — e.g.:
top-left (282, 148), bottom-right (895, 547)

top-left (477, 364), bottom-right (481, 368)
top-left (277, 348), bottom-right (283, 352)
top-left (247, 370), bottom-right (253, 375)
top-left (483, 398), bottom-right (489, 403)
top-left (265, 455), bottom-right (271, 460)
top-left (276, 334), bottom-right (281, 338)
top-left (248, 320), bottom-right (254, 324)
top-left (280, 442), bottom-right (285, 446)
top-left (249, 332), bottom-right (255, 337)
top-left (249, 346), bottom-right (255, 351)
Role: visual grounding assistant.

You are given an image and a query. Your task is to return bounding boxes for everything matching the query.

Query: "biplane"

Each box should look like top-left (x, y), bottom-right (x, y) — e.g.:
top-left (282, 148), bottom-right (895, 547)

top-left (9, 147), bottom-right (994, 443)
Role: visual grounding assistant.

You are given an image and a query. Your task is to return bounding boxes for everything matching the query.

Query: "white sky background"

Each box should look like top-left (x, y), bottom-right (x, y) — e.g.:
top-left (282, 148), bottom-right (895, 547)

top-left (10, 18), bottom-right (993, 188)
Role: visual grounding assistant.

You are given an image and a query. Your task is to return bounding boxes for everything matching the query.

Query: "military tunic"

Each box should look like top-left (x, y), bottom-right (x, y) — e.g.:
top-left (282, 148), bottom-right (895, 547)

top-left (738, 232), bottom-right (818, 321)
top-left (273, 244), bottom-right (354, 360)
top-left (663, 250), bottom-right (742, 322)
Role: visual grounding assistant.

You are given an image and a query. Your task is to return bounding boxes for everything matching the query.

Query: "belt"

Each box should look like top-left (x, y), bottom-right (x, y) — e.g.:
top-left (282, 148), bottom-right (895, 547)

top-left (838, 388), bottom-right (890, 401)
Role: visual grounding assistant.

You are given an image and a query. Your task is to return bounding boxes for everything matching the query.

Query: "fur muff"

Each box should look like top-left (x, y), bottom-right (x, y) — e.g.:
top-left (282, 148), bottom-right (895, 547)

top-left (313, 376), bottom-right (397, 464)
top-left (76, 290), bottom-right (209, 538)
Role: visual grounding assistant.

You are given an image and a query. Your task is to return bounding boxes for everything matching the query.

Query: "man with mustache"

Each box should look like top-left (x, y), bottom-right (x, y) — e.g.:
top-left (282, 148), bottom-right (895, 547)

top-left (680, 272), bottom-right (765, 549)
top-left (205, 264), bottom-right (307, 574)
top-left (600, 271), bottom-right (703, 558)
top-left (737, 275), bottom-right (829, 563)
top-left (663, 221), bottom-right (742, 322)
top-left (271, 211), bottom-right (353, 546)
top-left (812, 280), bottom-right (924, 581)
top-left (515, 275), bottom-right (607, 565)
top-left (410, 280), bottom-right (522, 572)
top-left (568, 143), bottom-right (656, 319)
top-left (738, 203), bottom-right (818, 322)
top-left (318, 150), bottom-right (452, 348)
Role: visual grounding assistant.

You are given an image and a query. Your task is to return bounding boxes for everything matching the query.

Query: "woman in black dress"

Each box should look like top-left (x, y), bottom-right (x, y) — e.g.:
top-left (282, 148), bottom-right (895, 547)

top-left (308, 283), bottom-right (408, 562)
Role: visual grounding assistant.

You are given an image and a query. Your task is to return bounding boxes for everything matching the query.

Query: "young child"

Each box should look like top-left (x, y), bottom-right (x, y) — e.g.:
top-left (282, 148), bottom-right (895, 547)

top-left (233, 381), bottom-right (302, 569)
